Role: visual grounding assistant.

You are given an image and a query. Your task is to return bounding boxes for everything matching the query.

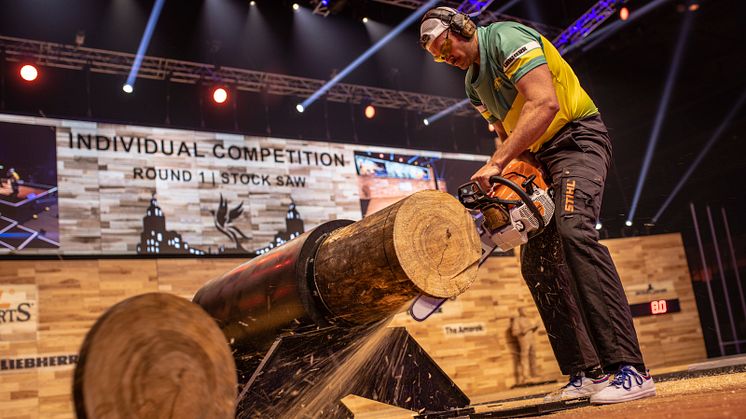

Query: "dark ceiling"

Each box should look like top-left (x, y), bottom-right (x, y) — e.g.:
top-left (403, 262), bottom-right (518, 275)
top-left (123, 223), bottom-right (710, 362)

top-left (1, 0), bottom-right (745, 238)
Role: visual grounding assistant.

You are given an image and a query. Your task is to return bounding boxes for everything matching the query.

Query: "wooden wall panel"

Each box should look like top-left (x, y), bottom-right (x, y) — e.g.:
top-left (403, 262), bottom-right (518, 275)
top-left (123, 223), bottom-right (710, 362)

top-left (0, 233), bottom-right (706, 417)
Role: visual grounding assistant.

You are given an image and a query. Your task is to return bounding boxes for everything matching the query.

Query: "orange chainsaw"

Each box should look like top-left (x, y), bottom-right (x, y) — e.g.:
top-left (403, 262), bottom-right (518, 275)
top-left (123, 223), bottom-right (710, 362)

top-left (410, 160), bottom-right (554, 321)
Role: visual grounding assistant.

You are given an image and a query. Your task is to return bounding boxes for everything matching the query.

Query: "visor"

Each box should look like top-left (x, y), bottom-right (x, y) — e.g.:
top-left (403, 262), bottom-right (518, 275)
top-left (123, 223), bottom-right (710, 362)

top-left (419, 7), bottom-right (457, 49)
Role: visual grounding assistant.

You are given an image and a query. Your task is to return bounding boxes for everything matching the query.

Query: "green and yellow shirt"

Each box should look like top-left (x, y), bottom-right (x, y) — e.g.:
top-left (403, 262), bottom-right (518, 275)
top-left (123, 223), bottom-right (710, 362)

top-left (465, 22), bottom-right (599, 152)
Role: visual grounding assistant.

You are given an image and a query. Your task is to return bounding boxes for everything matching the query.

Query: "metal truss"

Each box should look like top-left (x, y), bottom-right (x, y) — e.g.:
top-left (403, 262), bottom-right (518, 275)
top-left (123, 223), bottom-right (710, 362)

top-left (0, 35), bottom-right (473, 116)
top-left (369, 0), bottom-right (562, 37)
top-left (553, 0), bottom-right (627, 54)
top-left (311, 0), bottom-right (331, 17)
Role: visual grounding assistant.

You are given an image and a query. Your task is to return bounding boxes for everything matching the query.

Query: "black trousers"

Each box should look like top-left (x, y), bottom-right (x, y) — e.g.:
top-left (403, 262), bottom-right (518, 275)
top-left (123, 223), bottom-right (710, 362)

top-left (520, 114), bottom-right (644, 375)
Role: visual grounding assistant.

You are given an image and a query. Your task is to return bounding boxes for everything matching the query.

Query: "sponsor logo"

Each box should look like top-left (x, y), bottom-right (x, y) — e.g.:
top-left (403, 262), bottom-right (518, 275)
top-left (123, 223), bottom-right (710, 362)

top-left (443, 322), bottom-right (487, 336)
top-left (503, 41), bottom-right (541, 70)
top-left (564, 179), bottom-right (576, 212)
top-left (0, 288), bottom-right (34, 324)
top-left (0, 285), bottom-right (38, 341)
top-left (0, 354), bottom-right (79, 373)
top-left (493, 77), bottom-right (503, 90)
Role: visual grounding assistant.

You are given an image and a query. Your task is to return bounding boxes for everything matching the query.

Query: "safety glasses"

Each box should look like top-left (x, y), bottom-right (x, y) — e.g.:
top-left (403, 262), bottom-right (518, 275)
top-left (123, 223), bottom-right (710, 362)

top-left (433, 30), bottom-right (452, 63)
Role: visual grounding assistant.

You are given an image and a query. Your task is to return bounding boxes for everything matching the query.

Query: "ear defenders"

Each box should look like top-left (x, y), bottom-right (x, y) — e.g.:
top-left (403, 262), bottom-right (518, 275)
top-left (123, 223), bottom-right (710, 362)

top-left (422, 8), bottom-right (477, 40)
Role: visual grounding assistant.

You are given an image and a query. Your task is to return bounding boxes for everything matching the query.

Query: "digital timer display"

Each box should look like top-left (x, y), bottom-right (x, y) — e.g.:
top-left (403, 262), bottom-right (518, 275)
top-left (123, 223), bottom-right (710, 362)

top-left (629, 298), bottom-right (681, 318)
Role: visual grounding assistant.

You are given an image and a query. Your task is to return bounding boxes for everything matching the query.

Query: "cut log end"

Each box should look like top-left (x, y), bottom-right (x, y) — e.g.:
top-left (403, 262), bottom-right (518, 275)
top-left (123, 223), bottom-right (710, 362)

top-left (393, 190), bottom-right (481, 298)
top-left (73, 293), bottom-right (236, 419)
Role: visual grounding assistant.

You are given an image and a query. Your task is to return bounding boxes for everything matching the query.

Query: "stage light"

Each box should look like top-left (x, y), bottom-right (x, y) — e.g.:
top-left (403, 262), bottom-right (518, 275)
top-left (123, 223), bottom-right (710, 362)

top-left (250, 1), bottom-right (256, 5)
top-left (297, 0), bottom-right (438, 112)
top-left (626, 11), bottom-right (695, 223)
top-left (651, 88), bottom-right (746, 223)
top-left (122, 84), bottom-right (134, 93)
top-left (213, 87), bottom-right (228, 104)
top-left (20, 64), bottom-right (38, 81)
top-left (423, 119), bottom-right (430, 126)
top-left (595, 222), bottom-right (603, 230)
top-left (689, 2), bottom-right (699, 11)
top-left (362, 17), bottom-right (368, 23)
top-left (364, 104), bottom-right (376, 119)
top-left (292, 3), bottom-right (300, 11)
top-left (423, 98), bottom-right (469, 126)
top-left (296, 104), bottom-right (304, 113)
top-left (125, 0), bottom-right (166, 95)
top-left (620, 6), bottom-right (629, 20)
top-left (625, 220), bottom-right (633, 227)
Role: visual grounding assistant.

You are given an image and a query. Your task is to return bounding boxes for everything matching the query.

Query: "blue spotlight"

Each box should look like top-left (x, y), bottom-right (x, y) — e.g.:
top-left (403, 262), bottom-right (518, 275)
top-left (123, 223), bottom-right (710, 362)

top-left (125, 0), bottom-right (166, 92)
top-left (652, 88), bottom-right (746, 223)
top-left (625, 10), bottom-right (695, 224)
top-left (423, 98), bottom-right (470, 126)
top-left (297, 0), bottom-right (439, 112)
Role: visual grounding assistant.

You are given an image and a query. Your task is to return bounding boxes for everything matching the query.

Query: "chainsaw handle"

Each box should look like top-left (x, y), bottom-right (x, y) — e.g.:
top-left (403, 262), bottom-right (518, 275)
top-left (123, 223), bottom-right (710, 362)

top-left (488, 175), bottom-right (546, 234)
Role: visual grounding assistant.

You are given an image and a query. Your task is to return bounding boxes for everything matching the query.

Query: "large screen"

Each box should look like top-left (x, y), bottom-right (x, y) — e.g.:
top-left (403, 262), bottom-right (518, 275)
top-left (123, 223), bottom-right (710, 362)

top-left (0, 114), bottom-right (487, 256)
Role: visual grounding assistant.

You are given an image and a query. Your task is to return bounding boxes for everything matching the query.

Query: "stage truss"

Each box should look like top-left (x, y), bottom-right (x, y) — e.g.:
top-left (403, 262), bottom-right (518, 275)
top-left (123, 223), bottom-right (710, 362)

top-left (0, 35), bottom-right (473, 117)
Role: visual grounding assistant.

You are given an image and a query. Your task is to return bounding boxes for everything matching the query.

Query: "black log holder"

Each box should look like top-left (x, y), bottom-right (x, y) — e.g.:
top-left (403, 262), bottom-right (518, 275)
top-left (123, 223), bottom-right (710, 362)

top-left (235, 326), bottom-right (471, 418)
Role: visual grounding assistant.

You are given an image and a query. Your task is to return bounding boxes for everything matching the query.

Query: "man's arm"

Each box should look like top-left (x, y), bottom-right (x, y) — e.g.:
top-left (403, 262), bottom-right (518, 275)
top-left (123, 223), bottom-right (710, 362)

top-left (493, 119), bottom-right (508, 148)
top-left (471, 64), bottom-right (559, 191)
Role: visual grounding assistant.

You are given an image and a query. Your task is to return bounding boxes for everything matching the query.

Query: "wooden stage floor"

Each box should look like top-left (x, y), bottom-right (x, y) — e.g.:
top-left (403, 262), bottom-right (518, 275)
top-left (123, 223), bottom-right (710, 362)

top-left (346, 357), bottom-right (746, 418)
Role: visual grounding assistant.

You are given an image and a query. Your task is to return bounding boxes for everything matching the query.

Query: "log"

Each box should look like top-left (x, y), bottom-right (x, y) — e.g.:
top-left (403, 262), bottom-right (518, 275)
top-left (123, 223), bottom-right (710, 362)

top-left (314, 189), bottom-right (481, 324)
top-left (73, 293), bottom-right (236, 419)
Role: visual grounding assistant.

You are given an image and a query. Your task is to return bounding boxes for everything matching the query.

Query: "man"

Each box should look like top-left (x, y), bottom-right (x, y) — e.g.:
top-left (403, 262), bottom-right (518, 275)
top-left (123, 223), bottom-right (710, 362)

top-left (420, 7), bottom-right (655, 404)
top-left (7, 167), bottom-right (20, 197)
top-left (511, 306), bottom-right (539, 385)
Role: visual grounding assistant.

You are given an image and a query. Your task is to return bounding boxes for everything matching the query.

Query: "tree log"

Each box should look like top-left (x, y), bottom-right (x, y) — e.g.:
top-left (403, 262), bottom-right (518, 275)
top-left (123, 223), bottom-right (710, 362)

top-left (73, 293), bottom-right (236, 419)
top-left (314, 190), bottom-right (481, 324)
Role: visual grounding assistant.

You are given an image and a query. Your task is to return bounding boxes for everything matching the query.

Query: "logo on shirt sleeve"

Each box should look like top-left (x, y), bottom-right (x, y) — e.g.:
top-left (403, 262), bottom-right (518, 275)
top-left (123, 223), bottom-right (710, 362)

top-left (503, 41), bottom-right (541, 70)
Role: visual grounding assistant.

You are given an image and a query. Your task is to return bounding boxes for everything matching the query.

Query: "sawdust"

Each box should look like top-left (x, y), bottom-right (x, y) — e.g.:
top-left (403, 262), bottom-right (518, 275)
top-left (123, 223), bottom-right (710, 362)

top-left (284, 319), bottom-right (395, 418)
top-left (546, 372), bottom-right (746, 418)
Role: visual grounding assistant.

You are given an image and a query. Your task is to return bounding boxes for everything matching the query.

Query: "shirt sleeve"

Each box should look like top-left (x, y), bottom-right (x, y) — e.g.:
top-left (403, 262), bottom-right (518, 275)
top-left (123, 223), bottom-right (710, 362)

top-left (493, 23), bottom-right (548, 84)
top-left (466, 84), bottom-right (498, 123)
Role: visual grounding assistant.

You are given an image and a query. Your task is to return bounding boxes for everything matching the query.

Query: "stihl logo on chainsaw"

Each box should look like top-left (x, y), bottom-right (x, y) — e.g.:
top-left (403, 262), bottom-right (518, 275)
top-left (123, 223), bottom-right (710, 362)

top-left (564, 179), bottom-right (576, 212)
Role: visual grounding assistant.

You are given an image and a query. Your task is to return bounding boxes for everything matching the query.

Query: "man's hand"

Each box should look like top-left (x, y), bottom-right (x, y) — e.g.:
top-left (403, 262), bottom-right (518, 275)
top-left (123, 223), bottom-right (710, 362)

top-left (471, 161), bottom-right (503, 192)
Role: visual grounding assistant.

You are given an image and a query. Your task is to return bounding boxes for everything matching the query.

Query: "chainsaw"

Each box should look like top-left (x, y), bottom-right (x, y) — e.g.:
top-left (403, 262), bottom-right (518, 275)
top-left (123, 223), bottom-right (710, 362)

top-left (409, 161), bottom-right (555, 321)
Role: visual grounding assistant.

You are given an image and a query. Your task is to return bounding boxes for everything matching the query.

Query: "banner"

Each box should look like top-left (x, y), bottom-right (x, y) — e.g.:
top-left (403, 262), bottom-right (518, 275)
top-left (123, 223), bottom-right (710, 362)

top-left (0, 114), bottom-right (487, 255)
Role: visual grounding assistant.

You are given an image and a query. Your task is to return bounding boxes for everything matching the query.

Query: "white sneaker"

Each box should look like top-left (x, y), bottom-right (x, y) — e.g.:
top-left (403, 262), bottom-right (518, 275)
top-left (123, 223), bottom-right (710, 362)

top-left (543, 372), bottom-right (611, 402)
top-left (590, 365), bottom-right (656, 404)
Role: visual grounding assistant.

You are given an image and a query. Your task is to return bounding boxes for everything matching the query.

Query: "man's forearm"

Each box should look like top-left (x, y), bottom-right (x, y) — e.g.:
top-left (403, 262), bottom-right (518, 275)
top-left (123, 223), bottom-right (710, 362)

top-left (489, 99), bottom-right (558, 169)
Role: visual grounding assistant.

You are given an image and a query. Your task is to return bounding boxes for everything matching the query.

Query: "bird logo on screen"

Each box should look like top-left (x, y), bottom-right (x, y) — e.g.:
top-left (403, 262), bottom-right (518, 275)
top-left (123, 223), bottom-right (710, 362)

top-left (212, 194), bottom-right (251, 252)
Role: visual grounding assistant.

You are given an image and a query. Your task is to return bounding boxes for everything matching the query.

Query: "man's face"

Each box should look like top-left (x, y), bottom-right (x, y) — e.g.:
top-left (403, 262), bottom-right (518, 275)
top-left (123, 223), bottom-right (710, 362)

top-left (426, 29), bottom-right (473, 70)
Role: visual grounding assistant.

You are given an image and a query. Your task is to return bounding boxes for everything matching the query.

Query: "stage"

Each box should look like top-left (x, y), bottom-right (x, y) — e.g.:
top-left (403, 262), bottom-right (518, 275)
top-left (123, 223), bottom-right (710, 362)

top-left (345, 356), bottom-right (746, 418)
